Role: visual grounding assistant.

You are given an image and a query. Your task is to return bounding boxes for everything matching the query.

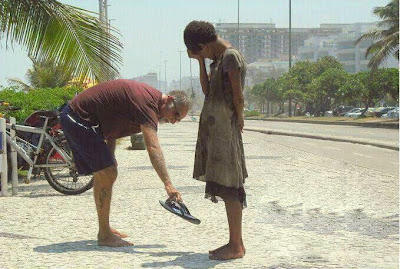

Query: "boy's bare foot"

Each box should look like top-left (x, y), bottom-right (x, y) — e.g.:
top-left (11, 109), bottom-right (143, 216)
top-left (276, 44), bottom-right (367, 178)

top-left (209, 244), bottom-right (228, 254)
top-left (110, 227), bottom-right (128, 238)
top-left (209, 242), bottom-right (245, 255)
top-left (98, 232), bottom-right (134, 247)
top-left (209, 243), bottom-right (245, 260)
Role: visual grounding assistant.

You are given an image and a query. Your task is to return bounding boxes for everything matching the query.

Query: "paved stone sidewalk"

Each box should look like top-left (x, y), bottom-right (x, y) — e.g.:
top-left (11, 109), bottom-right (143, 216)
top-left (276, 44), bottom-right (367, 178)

top-left (0, 121), bottom-right (398, 269)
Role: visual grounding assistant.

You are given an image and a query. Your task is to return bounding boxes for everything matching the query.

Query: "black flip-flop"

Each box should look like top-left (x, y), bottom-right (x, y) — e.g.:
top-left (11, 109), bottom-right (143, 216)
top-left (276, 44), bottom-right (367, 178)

top-left (159, 199), bottom-right (201, 225)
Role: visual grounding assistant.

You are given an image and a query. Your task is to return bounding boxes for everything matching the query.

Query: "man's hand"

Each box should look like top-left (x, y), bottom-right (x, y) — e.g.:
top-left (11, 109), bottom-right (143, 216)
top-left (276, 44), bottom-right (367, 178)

top-left (165, 184), bottom-right (182, 202)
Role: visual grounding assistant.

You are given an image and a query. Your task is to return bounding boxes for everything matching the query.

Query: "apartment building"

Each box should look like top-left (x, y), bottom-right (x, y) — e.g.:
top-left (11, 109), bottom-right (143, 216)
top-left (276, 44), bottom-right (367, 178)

top-left (131, 72), bottom-right (159, 89)
top-left (215, 23), bottom-right (342, 63)
top-left (297, 23), bottom-right (388, 73)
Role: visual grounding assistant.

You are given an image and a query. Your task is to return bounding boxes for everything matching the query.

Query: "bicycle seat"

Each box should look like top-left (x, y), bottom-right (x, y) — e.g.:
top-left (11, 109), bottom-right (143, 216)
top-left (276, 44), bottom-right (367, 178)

top-left (24, 110), bottom-right (60, 126)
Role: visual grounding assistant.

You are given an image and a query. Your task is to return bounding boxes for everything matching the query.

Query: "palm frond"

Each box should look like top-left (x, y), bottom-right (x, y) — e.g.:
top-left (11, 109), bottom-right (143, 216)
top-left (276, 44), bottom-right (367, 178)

top-left (7, 78), bottom-right (33, 92)
top-left (0, 0), bottom-right (123, 82)
top-left (356, 0), bottom-right (399, 69)
top-left (367, 33), bottom-right (399, 69)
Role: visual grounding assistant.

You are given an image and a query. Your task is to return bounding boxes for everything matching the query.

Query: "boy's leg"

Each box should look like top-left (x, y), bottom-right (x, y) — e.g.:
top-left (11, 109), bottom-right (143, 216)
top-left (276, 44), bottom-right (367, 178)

top-left (209, 199), bottom-right (245, 260)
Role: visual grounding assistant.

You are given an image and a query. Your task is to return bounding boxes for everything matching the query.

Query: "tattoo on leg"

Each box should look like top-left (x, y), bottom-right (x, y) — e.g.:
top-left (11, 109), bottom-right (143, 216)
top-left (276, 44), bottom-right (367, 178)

top-left (99, 188), bottom-right (108, 208)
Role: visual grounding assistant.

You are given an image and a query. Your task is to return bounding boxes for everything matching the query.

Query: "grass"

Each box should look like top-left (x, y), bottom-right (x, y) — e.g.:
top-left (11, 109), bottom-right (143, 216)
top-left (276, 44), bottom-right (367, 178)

top-left (246, 115), bottom-right (398, 123)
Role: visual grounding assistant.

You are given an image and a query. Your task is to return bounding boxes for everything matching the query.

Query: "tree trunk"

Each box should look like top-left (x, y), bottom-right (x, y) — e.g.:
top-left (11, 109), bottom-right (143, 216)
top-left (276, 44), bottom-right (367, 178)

top-left (360, 103), bottom-right (369, 117)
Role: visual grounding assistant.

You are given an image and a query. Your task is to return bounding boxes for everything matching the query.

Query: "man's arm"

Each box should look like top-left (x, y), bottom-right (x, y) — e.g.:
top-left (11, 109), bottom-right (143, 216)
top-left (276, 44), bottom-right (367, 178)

top-left (228, 69), bottom-right (245, 132)
top-left (140, 125), bottom-right (182, 201)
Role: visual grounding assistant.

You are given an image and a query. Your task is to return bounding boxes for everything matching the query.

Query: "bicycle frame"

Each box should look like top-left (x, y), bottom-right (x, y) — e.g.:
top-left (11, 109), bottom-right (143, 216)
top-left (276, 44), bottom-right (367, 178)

top-left (5, 117), bottom-right (73, 181)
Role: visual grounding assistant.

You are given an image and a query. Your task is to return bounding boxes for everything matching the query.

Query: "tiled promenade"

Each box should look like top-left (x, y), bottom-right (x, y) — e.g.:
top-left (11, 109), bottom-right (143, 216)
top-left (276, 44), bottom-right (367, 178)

top-left (0, 121), bottom-right (398, 269)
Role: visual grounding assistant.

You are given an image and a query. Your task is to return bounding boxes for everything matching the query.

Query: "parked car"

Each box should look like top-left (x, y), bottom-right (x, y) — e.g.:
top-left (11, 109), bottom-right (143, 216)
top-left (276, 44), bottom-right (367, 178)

top-left (344, 108), bottom-right (363, 118)
top-left (364, 107), bottom-right (377, 117)
top-left (373, 107), bottom-right (396, 117)
top-left (381, 107), bottom-right (399, 119)
top-left (333, 105), bottom-right (354, 116)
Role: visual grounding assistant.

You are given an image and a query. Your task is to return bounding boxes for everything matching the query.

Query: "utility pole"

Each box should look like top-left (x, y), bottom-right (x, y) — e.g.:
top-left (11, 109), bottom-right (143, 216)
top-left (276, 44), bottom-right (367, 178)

top-left (98, 0), bottom-right (108, 23)
top-left (164, 60), bottom-right (167, 93)
top-left (104, 0), bottom-right (108, 23)
top-left (159, 51), bottom-right (163, 91)
top-left (178, 50), bottom-right (183, 91)
top-left (237, 0), bottom-right (240, 48)
top-left (98, 0), bottom-right (104, 22)
top-left (288, 0), bottom-right (292, 117)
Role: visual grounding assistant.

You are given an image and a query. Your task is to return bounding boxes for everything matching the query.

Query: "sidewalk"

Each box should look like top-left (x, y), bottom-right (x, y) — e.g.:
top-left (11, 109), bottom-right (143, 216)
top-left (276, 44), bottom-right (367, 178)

top-left (244, 126), bottom-right (399, 151)
top-left (246, 117), bottom-right (399, 129)
top-left (0, 122), bottom-right (398, 269)
top-left (187, 116), bottom-right (398, 150)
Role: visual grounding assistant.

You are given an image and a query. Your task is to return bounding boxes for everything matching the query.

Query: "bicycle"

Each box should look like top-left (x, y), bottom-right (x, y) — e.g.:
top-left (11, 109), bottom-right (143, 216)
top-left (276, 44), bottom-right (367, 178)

top-left (0, 102), bottom-right (93, 195)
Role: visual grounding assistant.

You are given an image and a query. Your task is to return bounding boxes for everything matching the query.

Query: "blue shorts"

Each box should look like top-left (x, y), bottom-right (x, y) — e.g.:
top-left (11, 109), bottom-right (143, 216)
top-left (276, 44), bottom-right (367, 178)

top-left (60, 105), bottom-right (114, 175)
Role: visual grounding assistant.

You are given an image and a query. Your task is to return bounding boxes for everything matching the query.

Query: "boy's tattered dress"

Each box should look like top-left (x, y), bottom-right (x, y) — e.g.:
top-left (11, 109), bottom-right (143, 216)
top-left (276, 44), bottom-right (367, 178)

top-left (193, 48), bottom-right (248, 208)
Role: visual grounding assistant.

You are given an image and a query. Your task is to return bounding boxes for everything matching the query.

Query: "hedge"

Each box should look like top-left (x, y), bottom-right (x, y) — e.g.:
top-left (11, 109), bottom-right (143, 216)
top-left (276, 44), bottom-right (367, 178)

top-left (244, 110), bottom-right (260, 117)
top-left (0, 86), bottom-right (83, 123)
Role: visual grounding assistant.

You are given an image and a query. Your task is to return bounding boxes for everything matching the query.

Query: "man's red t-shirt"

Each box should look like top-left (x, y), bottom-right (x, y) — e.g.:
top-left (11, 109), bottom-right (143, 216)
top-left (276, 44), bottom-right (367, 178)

top-left (69, 79), bottom-right (162, 140)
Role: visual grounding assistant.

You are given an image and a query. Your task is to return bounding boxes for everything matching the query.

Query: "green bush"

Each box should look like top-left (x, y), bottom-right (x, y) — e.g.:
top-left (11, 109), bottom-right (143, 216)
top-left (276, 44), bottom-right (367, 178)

top-left (244, 110), bottom-right (260, 117)
top-left (0, 86), bottom-right (83, 123)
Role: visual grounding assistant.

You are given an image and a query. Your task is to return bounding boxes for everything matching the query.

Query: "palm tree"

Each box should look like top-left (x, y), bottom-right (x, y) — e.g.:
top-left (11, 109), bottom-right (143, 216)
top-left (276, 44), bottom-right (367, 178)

top-left (356, 0), bottom-right (399, 70)
top-left (0, 0), bottom-right (123, 82)
top-left (8, 56), bottom-right (74, 91)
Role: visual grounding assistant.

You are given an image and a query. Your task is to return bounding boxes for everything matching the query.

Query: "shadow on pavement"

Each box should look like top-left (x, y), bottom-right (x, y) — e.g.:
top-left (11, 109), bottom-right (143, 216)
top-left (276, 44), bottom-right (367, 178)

top-left (142, 252), bottom-right (228, 269)
top-left (0, 232), bottom-right (40, 239)
top-left (33, 240), bottom-right (166, 254)
top-left (127, 165), bottom-right (189, 171)
top-left (258, 201), bottom-right (399, 240)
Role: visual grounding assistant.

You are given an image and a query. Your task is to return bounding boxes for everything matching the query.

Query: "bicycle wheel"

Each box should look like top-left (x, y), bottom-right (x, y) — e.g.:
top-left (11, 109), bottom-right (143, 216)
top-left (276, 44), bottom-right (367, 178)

top-left (44, 136), bottom-right (93, 195)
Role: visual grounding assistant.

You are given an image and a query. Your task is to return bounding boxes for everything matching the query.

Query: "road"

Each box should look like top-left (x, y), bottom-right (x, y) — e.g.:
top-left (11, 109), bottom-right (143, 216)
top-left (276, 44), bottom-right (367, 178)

top-left (260, 134), bottom-right (399, 176)
top-left (0, 121), bottom-right (398, 269)
top-left (245, 120), bottom-right (399, 145)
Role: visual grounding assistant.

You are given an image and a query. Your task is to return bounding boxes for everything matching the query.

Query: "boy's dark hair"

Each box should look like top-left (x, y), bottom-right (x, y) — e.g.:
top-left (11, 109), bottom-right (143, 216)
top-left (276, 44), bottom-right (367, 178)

top-left (184, 20), bottom-right (217, 53)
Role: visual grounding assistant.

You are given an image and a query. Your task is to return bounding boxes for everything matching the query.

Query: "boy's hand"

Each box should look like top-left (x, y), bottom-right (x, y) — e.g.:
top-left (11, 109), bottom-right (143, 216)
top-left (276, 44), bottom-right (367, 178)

top-left (187, 49), bottom-right (203, 61)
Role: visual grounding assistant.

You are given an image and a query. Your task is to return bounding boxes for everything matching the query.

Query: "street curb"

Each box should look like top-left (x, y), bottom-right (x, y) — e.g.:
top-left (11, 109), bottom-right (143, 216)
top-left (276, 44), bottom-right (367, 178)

top-left (245, 128), bottom-right (399, 151)
top-left (246, 118), bottom-right (399, 129)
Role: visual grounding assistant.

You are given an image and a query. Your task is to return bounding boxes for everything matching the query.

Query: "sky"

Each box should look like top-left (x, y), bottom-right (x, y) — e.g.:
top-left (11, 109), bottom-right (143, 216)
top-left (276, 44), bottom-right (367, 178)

top-left (0, 0), bottom-right (392, 87)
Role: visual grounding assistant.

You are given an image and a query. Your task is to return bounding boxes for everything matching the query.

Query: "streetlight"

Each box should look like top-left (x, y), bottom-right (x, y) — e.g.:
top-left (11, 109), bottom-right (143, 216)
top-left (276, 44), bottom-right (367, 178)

top-left (288, 0), bottom-right (292, 117)
top-left (237, 0), bottom-right (240, 48)
top-left (164, 60), bottom-right (167, 93)
top-left (108, 19), bottom-right (115, 34)
top-left (178, 50), bottom-right (184, 91)
top-left (159, 51), bottom-right (163, 91)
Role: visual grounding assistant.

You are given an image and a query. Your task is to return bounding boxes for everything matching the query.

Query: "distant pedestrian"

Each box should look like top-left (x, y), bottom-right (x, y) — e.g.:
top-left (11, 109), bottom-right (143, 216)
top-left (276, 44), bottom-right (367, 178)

top-left (60, 79), bottom-right (191, 247)
top-left (184, 20), bottom-right (247, 260)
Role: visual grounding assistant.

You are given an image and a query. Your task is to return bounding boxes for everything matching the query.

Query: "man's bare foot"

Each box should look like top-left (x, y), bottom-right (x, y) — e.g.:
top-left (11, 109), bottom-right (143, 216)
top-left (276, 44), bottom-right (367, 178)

top-left (110, 227), bottom-right (128, 238)
top-left (98, 232), bottom-right (134, 247)
top-left (209, 243), bottom-right (245, 260)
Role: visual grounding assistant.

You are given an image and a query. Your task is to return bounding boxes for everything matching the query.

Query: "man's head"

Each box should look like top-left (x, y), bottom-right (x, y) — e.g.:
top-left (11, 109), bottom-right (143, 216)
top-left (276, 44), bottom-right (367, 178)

top-left (159, 90), bottom-right (192, 124)
top-left (184, 20), bottom-right (217, 58)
